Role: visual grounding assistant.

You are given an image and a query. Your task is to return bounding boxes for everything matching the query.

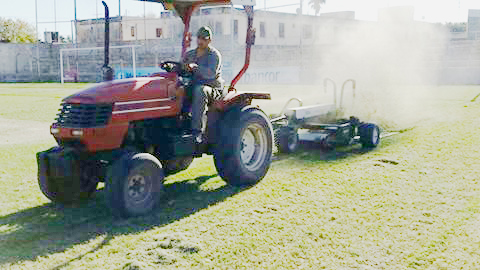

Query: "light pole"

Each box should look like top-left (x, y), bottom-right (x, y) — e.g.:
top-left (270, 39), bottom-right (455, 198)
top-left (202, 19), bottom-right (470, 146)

top-left (299, 0), bottom-right (303, 79)
top-left (74, 0), bottom-right (77, 43)
top-left (74, 0), bottom-right (79, 82)
top-left (72, 0), bottom-right (78, 43)
top-left (54, 0), bottom-right (57, 34)
top-left (144, 0), bottom-right (147, 41)
top-left (35, 0), bottom-right (40, 79)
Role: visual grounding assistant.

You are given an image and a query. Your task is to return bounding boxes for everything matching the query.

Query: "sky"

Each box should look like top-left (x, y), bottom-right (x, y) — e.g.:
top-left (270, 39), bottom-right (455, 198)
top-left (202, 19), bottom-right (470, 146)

top-left (1, 0), bottom-right (480, 40)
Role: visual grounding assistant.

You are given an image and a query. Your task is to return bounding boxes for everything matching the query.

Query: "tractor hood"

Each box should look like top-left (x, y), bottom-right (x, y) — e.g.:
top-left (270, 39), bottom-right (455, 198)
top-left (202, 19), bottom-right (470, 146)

top-left (63, 74), bottom-right (178, 105)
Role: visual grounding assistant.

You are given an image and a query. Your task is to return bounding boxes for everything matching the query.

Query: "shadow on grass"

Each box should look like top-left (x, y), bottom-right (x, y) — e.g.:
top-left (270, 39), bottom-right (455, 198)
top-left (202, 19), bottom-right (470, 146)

top-left (0, 173), bottom-right (246, 266)
top-left (273, 131), bottom-right (400, 163)
top-left (273, 142), bottom-right (379, 163)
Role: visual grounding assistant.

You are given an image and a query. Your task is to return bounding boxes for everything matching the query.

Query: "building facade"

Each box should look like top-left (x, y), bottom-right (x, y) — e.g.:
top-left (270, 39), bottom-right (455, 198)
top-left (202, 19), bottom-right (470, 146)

top-left (75, 6), bottom-right (357, 47)
top-left (468, 9), bottom-right (480, 40)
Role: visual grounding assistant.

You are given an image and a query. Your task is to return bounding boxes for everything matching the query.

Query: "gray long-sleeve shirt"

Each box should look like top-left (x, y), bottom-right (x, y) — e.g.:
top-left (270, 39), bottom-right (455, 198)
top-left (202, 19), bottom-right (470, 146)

top-left (183, 46), bottom-right (223, 89)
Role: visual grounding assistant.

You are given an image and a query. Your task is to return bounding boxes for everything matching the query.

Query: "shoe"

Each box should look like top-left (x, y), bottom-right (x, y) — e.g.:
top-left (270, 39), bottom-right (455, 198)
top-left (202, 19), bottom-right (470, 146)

top-left (192, 130), bottom-right (203, 144)
top-left (195, 134), bottom-right (203, 144)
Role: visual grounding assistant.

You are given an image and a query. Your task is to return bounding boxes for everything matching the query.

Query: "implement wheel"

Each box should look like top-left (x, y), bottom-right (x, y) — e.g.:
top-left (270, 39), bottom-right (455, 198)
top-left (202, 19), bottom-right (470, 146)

top-left (359, 123), bottom-right (380, 148)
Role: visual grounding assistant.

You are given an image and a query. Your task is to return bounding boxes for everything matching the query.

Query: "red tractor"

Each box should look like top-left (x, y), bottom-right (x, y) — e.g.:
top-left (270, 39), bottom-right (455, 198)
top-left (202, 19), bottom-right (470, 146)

top-left (37, 0), bottom-right (273, 218)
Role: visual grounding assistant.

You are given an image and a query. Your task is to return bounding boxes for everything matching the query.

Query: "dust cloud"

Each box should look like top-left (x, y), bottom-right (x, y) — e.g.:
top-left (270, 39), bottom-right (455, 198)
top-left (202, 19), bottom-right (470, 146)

top-left (250, 12), bottom-right (451, 131)
top-left (310, 18), bottom-right (449, 130)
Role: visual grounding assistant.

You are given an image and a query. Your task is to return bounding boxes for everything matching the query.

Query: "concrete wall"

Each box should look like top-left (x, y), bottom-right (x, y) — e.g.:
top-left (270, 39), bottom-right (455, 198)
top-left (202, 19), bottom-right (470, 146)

top-left (0, 9), bottom-right (479, 85)
top-left (0, 43), bottom-right (62, 82)
top-left (441, 40), bottom-right (480, 84)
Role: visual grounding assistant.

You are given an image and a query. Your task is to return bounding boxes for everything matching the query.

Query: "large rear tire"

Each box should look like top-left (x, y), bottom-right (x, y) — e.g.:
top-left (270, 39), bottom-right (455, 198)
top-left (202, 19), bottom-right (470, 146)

top-left (105, 152), bottom-right (164, 218)
top-left (214, 107), bottom-right (273, 186)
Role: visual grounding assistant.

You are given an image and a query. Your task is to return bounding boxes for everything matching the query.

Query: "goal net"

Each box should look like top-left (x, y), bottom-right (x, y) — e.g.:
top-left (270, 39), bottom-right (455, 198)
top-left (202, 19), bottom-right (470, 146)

top-left (60, 45), bottom-right (147, 83)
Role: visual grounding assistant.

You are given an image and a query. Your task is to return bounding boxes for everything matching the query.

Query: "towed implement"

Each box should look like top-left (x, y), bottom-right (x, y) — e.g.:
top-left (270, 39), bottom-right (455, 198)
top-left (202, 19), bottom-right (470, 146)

top-left (272, 79), bottom-right (380, 153)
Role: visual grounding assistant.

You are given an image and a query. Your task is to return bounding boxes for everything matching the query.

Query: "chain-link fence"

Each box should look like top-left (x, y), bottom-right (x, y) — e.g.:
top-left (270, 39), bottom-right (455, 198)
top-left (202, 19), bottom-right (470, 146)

top-left (1, 37), bottom-right (479, 84)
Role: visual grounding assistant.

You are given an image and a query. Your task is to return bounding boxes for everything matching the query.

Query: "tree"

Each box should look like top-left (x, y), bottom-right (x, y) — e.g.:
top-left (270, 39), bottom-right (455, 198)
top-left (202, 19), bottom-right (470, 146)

top-left (0, 18), bottom-right (36, 43)
top-left (444, 22), bottom-right (466, 32)
top-left (309, 0), bottom-right (326, 16)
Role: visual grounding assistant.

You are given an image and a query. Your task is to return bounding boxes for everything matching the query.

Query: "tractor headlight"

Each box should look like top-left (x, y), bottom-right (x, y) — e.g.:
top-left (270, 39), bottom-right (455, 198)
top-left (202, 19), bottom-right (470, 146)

top-left (71, 130), bottom-right (84, 137)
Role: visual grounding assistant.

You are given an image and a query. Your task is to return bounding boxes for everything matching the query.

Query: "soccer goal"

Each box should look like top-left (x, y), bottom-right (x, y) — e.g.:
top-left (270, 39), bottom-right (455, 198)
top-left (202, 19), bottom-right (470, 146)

top-left (59, 45), bottom-right (141, 84)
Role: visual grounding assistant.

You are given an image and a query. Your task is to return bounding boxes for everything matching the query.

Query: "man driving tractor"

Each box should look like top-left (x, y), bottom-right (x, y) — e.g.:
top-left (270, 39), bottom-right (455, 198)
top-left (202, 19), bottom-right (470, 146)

top-left (183, 26), bottom-right (224, 143)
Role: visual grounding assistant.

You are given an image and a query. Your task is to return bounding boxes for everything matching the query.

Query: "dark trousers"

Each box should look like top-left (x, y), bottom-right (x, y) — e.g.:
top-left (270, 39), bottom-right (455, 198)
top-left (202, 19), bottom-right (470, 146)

top-left (191, 84), bottom-right (223, 132)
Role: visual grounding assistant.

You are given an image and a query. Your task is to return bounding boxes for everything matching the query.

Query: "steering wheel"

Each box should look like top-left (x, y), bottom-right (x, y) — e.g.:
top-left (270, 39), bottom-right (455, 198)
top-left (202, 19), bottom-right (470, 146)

top-left (161, 61), bottom-right (183, 73)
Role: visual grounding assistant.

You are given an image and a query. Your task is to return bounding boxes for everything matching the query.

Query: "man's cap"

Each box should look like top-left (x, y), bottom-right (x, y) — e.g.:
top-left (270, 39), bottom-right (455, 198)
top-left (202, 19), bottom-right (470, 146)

top-left (197, 26), bottom-right (212, 40)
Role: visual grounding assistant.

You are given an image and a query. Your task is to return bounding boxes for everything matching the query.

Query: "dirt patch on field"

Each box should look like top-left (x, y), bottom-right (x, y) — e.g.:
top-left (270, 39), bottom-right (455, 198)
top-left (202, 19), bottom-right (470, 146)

top-left (0, 118), bottom-right (54, 145)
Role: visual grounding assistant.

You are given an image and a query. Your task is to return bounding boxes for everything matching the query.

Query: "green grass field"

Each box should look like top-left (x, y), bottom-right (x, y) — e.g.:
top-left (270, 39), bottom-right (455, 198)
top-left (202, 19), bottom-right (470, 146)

top-left (1, 83), bottom-right (480, 269)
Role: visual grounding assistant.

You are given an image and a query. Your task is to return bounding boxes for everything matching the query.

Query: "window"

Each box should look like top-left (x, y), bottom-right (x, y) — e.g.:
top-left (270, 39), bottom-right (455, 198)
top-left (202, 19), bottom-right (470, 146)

top-left (215, 21), bottom-right (223, 35)
top-left (156, 28), bottom-right (162, 38)
top-left (279, 23), bottom-right (285, 38)
top-left (207, 20), bottom-right (214, 30)
top-left (234, 20), bottom-right (239, 37)
top-left (131, 26), bottom-right (135, 37)
top-left (260, 22), bottom-right (266, 38)
top-left (191, 20), bottom-right (199, 35)
top-left (303, 25), bottom-right (312, 39)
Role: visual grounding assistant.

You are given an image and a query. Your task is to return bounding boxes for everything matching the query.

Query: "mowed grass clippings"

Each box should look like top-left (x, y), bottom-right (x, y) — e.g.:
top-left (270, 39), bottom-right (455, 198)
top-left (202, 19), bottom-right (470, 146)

top-left (0, 83), bottom-right (479, 269)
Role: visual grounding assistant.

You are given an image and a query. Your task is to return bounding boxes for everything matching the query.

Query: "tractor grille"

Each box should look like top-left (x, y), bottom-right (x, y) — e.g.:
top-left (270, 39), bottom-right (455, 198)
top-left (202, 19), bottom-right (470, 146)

top-left (55, 103), bottom-right (113, 128)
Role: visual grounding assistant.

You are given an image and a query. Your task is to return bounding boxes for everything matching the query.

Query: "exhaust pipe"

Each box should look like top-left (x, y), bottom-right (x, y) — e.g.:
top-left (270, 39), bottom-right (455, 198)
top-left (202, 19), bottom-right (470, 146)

top-left (102, 1), bottom-right (114, 81)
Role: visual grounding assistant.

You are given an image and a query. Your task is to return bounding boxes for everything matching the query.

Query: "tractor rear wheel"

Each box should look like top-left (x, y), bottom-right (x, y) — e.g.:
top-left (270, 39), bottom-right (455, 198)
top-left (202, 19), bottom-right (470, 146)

top-left (214, 107), bottom-right (273, 186)
top-left (359, 123), bottom-right (380, 148)
top-left (105, 152), bottom-right (164, 218)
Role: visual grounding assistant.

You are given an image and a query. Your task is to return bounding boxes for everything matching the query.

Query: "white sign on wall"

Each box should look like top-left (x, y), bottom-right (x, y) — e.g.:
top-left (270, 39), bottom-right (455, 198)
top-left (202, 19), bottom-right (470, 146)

top-left (232, 0), bottom-right (256, 6)
top-left (238, 66), bottom-right (300, 84)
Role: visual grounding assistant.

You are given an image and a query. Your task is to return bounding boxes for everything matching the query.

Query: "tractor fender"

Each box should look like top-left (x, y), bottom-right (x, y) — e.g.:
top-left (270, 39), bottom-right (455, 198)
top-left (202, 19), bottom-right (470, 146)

top-left (213, 91), bottom-right (271, 111)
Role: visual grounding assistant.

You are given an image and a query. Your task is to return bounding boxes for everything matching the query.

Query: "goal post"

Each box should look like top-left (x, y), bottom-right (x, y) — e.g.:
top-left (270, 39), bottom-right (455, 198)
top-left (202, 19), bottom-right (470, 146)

top-left (59, 45), bottom-right (141, 84)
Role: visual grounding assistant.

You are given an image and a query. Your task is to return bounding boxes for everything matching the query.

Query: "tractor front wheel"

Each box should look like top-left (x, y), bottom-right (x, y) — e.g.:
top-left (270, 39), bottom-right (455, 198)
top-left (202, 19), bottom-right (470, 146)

top-left (214, 107), bottom-right (273, 186)
top-left (105, 152), bottom-right (164, 218)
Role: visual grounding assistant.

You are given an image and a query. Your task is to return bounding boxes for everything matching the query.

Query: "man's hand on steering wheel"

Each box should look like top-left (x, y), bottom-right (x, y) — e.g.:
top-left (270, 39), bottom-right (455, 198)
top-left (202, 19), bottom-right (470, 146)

top-left (161, 61), bottom-right (197, 76)
top-left (160, 61), bottom-right (181, 73)
top-left (184, 63), bottom-right (198, 73)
